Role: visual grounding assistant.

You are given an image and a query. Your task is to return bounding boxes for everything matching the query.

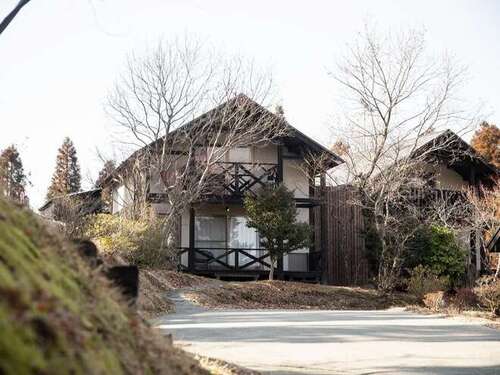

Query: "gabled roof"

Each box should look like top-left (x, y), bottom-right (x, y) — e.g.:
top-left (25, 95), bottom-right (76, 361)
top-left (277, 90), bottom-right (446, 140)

top-left (39, 188), bottom-right (102, 212)
top-left (329, 129), bottom-right (498, 186)
top-left (105, 94), bottom-right (343, 184)
top-left (410, 129), bottom-right (498, 183)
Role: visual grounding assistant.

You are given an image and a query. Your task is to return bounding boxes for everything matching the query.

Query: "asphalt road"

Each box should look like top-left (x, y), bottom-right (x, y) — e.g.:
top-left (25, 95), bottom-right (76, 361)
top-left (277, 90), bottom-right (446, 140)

top-left (155, 298), bottom-right (500, 374)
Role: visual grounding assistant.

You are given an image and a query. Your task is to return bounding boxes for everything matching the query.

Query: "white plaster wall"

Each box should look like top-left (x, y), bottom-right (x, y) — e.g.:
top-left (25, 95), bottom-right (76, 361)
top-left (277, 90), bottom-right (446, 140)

top-left (423, 163), bottom-right (468, 191)
top-left (112, 183), bottom-right (133, 214)
top-left (152, 203), bottom-right (171, 215)
top-left (283, 159), bottom-right (309, 198)
top-left (180, 209), bottom-right (190, 267)
top-left (434, 164), bottom-right (468, 191)
top-left (252, 144), bottom-right (277, 164)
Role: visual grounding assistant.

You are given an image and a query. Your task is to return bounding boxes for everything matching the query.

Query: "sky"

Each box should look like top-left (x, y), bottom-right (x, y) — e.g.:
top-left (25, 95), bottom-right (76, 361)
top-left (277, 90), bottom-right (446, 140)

top-left (1, 0), bottom-right (499, 209)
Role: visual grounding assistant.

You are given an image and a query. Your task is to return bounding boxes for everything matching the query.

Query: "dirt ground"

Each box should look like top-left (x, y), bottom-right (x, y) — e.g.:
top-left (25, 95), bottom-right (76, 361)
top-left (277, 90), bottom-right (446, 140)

top-left (138, 270), bottom-right (416, 313)
top-left (182, 279), bottom-right (416, 310)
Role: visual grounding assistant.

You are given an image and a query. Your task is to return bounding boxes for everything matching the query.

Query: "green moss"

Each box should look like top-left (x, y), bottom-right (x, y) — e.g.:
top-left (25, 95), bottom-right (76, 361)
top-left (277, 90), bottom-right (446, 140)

top-left (0, 199), bottom-right (173, 375)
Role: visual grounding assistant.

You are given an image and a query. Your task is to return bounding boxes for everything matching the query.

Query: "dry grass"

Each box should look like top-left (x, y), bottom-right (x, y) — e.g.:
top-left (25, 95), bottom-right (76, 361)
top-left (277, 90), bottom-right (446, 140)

top-left (406, 305), bottom-right (500, 330)
top-left (182, 280), bottom-right (416, 310)
top-left (137, 270), bottom-right (176, 318)
top-left (138, 270), bottom-right (217, 318)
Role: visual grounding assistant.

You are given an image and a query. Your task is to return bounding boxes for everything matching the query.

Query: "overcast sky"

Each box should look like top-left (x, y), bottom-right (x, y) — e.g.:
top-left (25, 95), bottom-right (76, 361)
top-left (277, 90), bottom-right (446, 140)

top-left (1, 0), bottom-right (499, 209)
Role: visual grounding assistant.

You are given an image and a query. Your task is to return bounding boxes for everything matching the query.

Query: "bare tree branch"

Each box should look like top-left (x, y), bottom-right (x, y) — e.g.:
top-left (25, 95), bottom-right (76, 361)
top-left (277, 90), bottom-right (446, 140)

top-left (0, 0), bottom-right (31, 36)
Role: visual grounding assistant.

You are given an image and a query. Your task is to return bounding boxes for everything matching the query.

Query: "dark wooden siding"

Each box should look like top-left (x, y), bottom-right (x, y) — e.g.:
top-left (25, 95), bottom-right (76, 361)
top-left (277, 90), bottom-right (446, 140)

top-left (319, 185), bottom-right (370, 285)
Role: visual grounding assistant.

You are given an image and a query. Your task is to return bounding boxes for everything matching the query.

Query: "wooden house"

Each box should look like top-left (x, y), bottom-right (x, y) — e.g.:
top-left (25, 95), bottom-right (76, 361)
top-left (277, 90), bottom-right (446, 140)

top-left (323, 130), bottom-right (498, 285)
top-left (107, 95), bottom-right (343, 281)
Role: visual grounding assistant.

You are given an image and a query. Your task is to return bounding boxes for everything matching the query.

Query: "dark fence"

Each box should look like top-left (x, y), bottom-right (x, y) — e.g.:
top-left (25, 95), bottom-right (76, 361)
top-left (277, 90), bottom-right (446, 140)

top-left (178, 248), bottom-right (311, 273)
top-left (319, 186), bottom-right (370, 285)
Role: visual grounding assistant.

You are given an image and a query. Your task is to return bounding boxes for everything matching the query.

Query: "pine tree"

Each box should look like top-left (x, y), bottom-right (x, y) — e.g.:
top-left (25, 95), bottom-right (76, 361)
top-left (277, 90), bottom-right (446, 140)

top-left (471, 122), bottom-right (500, 168)
top-left (244, 185), bottom-right (312, 280)
top-left (0, 145), bottom-right (28, 203)
top-left (95, 160), bottom-right (116, 188)
top-left (47, 137), bottom-right (81, 199)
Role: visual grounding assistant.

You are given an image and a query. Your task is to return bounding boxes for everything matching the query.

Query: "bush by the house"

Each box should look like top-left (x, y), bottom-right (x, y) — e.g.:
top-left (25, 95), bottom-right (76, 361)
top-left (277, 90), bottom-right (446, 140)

top-left (85, 213), bottom-right (175, 268)
top-left (406, 225), bottom-right (466, 286)
top-left (475, 276), bottom-right (500, 316)
top-left (406, 265), bottom-right (449, 301)
top-left (449, 288), bottom-right (479, 312)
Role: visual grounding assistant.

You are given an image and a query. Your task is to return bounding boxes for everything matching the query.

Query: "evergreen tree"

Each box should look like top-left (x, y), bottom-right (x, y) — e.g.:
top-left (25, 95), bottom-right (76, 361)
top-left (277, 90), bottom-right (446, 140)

top-left (471, 122), bottom-right (500, 168)
top-left (0, 145), bottom-right (28, 203)
top-left (244, 185), bottom-right (312, 280)
top-left (47, 137), bottom-right (81, 199)
top-left (95, 160), bottom-right (116, 188)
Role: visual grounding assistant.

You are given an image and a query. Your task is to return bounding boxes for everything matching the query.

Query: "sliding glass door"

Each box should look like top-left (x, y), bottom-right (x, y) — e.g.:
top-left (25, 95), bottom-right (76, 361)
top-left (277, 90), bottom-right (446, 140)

top-left (228, 217), bottom-right (266, 270)
top-left (194, 215), bottom-right (264, 270)
top-left (194, 216), bottom-right (226, 270)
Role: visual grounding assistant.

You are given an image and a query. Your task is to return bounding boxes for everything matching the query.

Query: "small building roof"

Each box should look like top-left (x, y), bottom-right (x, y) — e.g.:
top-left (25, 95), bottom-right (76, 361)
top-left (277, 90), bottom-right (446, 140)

top-left (39, 188), bottom-right (102, 213)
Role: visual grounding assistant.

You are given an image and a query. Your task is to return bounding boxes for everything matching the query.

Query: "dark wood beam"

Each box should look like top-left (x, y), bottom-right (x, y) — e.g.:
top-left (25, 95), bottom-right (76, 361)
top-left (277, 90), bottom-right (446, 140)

top-left (277, 144), bottom-right (284, 184)
top-left (319, 174), bottom-right (327, 283)
top-left (188, 206), bottom-right (195, 271)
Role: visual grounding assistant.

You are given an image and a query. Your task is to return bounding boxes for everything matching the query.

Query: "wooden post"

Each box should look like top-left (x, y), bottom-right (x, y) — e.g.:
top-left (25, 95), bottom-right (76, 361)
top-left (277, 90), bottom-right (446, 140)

top-left (277, 144), bottom-right (284, 184)
top-left (234, 162), bottom-right (240, 195)
top-left (277, 144), bottom-right (284, 278)
top-left (234, 249), bottom-right (239, 271)
top-left (320, 173), bottom-right (327, 283)
top-left (188, 206), bottom-right (195, 272)
top-left (277, 255), bottom-right (283, 278)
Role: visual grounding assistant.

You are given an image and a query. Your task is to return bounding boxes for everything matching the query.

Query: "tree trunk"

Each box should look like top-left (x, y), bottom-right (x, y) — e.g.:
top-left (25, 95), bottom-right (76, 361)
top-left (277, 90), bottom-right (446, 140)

top-left (495, 254), bottom-right (500, 279)
top-left (269, 259), bottom-right (275, 280)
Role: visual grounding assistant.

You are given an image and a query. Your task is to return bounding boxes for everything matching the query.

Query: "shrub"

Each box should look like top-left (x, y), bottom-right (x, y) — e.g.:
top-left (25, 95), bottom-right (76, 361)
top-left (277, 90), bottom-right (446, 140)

top-left (449, 288), bottom-right (478, 312)
top-left (406, 225), bottom-right (466, 286)
top-left (423, 291), bottom-right (447, 311)
top-left (407, 265), bottom-right (449, 301)
top-left (475, 276), bottom-right (500, 316)
top-left (85, 213), bottom-right (175, 268)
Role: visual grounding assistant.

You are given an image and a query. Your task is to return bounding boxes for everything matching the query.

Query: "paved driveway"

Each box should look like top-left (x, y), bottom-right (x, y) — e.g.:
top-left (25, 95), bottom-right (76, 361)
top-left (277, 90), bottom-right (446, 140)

top-left (155, 299), bottom-right (500, 374)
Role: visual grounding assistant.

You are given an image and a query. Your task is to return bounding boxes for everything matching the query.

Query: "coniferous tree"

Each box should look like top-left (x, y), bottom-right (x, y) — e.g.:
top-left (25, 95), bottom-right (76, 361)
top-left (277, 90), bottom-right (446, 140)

top-left (47, 137), bottom-right (81, 199)
top-left (0, 145), bottom-right (28, 203)
top-left (244, 185), bottom-right (312, 280)
top-left (471, 122), bottom-right (500, 168)
top-left (95, 160), bottom-right (116, 188)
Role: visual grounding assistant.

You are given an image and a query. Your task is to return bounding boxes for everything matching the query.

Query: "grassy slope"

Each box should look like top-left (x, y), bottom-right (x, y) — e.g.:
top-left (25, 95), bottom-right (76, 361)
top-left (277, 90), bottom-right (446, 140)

top-left (0, 199), bottom-right (208, 375)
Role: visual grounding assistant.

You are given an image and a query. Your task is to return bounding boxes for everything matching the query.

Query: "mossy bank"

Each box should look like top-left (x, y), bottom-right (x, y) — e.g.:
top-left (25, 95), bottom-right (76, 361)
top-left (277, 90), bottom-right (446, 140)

top-left (0, 198), bottom-right (208, 375)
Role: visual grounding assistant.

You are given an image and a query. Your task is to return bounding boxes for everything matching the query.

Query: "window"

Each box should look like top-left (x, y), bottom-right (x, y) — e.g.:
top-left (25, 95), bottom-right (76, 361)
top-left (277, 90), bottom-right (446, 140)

top-left (194, 215), bottom-right (258, 249)
top-left (228, 216), bottom-right (258, 249)
top-left (194, 215), bottom-right (263, 270)
top-left (195, 216), bottom-right (226, 249)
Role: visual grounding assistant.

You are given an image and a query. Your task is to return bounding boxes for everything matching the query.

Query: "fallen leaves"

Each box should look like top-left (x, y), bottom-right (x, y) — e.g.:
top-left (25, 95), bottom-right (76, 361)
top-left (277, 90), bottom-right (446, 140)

top-left (182, 279), bottom-right (414, 310)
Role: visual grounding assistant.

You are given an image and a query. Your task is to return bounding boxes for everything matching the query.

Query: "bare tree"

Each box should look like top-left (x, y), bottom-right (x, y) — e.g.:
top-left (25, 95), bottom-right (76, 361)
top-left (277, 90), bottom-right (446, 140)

top-left (465, 182), bottom-right (500, 277)
top-left (0, 0), bottom-right (32, 36)
top-left (318, 26), bottom-right (475, 290)
top-left (106, 38), bottom-right (287, 258)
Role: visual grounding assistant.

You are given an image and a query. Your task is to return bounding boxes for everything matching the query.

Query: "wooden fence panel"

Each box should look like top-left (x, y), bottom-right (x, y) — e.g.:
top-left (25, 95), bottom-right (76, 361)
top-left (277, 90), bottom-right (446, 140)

top-left (319, 186), bottom-right (370, 285)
